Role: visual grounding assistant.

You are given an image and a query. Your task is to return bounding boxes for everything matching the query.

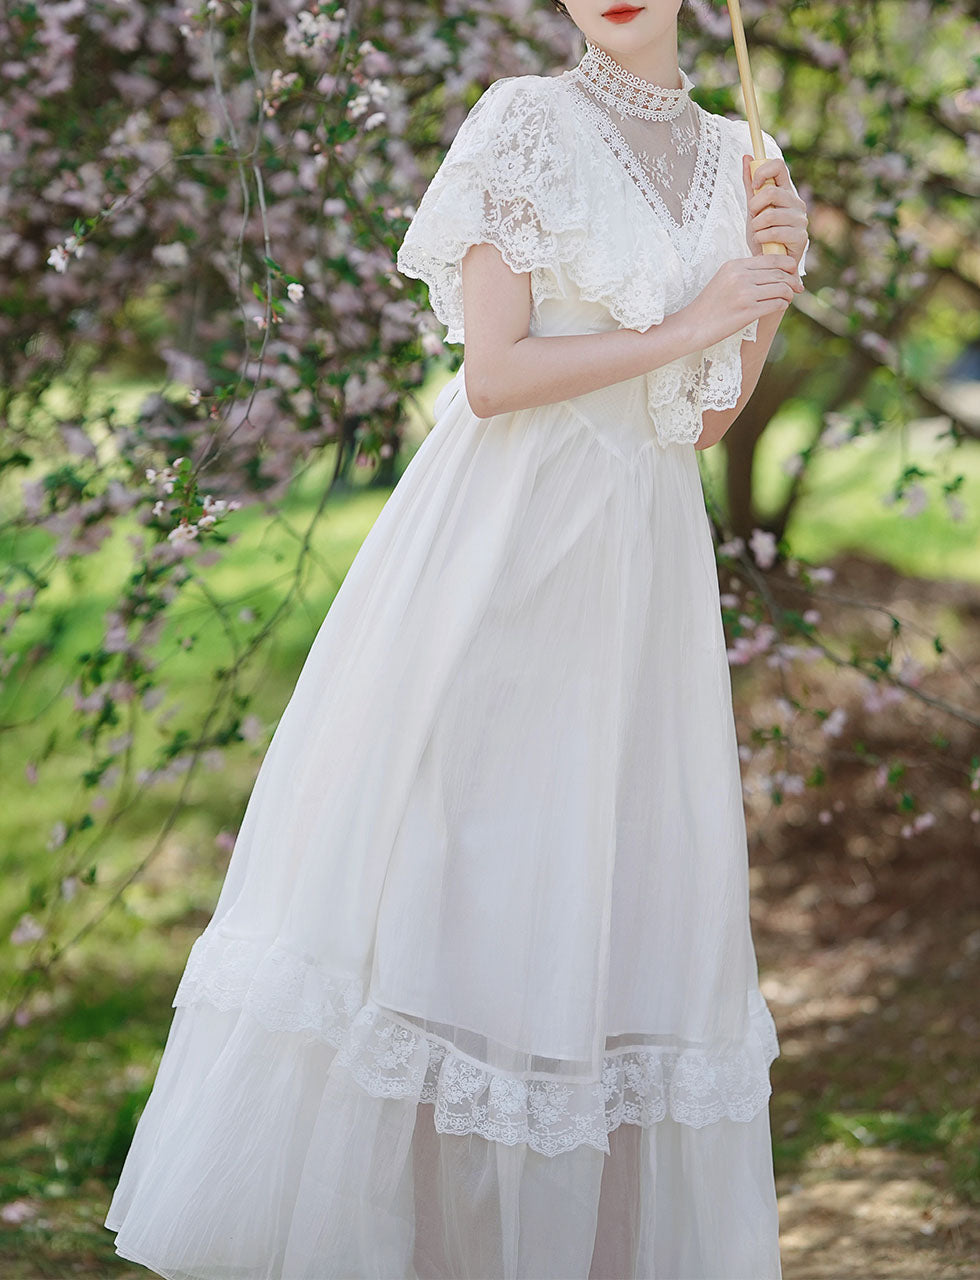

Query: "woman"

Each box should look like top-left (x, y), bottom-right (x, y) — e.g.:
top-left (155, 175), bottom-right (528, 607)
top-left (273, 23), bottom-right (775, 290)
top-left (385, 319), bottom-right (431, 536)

top-left (105, 1), bottom-right (809, 1277)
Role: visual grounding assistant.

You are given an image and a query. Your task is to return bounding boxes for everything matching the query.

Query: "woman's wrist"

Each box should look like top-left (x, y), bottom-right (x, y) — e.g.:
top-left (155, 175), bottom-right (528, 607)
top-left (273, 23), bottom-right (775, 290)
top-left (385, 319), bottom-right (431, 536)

top-left (640, 304), bottom-right (701, 365)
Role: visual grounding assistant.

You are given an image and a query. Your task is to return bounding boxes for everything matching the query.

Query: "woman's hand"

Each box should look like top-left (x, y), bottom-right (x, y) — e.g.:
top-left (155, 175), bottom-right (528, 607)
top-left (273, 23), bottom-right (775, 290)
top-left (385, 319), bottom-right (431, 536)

top-left (678, 254), bottom-right (804, 350)
top-left (742, 154), bottom-right (809, 273)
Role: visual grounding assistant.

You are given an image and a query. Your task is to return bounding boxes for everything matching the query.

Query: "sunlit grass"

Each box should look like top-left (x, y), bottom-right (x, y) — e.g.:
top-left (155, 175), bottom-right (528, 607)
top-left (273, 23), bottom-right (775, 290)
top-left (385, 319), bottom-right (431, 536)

top-left (699, 406), bottom-right (980, 582)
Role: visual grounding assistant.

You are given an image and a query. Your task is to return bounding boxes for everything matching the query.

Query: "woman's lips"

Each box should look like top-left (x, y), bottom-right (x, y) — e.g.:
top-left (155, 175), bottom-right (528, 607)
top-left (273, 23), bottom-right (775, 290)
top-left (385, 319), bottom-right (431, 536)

top-left (603, 6), bottom-right (644, 23)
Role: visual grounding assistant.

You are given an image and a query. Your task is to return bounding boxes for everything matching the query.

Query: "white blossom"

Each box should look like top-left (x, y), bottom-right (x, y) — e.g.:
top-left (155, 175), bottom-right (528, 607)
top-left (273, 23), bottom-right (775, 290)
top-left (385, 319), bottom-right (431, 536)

top-left (167, 521), bottom-right (199, 546)
top-left (286, 281), bottom-right (305, 303)
top-left (152, 241), bottom-right (189, 268)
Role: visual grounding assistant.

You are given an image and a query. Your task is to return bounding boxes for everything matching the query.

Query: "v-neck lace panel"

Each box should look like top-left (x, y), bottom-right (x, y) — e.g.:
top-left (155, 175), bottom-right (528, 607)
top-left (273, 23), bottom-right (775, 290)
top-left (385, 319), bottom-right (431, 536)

top-left (562, 71), bottom-right (722, 270)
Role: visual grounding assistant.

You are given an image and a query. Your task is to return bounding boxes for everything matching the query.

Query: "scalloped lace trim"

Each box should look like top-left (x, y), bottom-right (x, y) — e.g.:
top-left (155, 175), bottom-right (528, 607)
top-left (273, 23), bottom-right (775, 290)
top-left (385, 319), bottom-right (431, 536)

top-left (173, 927), bottom-right (780, 1158)
top-left (646, 319), bottom-right (759, 448)
top-left (394, 75), bottom-right (690, 347)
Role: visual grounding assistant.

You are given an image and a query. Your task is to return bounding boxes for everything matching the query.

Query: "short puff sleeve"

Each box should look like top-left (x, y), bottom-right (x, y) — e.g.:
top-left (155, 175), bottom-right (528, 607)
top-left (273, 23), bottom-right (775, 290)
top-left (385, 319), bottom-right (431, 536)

top-left (395, 75), bottom-right (583, 346)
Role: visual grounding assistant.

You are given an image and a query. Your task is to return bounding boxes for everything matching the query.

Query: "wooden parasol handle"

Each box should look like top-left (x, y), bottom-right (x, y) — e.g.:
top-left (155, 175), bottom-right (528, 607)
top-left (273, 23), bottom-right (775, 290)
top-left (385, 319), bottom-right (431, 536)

top-left (726, 0), bottom-right (786, 256)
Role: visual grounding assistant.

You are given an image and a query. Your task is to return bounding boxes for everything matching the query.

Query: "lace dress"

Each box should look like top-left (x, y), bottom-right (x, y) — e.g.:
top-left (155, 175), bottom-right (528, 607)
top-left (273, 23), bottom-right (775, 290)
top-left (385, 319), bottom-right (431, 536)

top-left (104, 46), bottom-right (808, 1280)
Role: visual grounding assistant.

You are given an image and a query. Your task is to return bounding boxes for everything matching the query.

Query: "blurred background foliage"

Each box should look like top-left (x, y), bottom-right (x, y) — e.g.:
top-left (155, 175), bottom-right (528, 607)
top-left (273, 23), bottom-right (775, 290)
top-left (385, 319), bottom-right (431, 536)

top-left (1, 0), bottom-right (979, 1274)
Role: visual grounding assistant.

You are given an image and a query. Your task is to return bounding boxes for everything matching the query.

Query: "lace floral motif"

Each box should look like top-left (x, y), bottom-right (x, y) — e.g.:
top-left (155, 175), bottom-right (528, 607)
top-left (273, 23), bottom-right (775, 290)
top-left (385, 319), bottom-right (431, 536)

top-left (173, 926), bottom-right (781, 1159)
top-left (395, 71), bottom-right (809, 451)
top-left (394, 74), bottom-right (690, 349)
top-left (565, 81), bottom-right (721, 268)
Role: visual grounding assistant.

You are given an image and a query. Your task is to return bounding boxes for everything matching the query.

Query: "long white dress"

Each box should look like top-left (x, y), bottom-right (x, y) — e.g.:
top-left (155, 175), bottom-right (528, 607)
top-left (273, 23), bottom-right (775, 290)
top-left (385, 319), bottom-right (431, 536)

top-left (105, 43), bottom-right (808, 1280)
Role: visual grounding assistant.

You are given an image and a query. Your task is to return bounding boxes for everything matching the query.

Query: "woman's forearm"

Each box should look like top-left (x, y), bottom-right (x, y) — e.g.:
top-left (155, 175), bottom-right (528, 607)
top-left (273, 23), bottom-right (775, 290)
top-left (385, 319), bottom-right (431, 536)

top-left (465, 309), bottom-right (702, 418)
top-left (694, 309), bottom-right (783, 450)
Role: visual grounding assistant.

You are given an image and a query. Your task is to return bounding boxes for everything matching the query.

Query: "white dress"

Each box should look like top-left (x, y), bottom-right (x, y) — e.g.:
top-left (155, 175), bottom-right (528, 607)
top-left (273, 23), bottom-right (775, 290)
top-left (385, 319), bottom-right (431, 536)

top-left (105, 47), bottom-right (808, 1280)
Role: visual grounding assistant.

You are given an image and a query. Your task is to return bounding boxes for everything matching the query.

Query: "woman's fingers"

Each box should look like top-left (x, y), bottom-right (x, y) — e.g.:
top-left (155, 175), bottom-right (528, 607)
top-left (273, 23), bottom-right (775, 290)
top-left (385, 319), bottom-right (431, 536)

top-left (747, 257), bottom-right (804, 293)
top-left (751, 205), bottom-right (808, 231)
top-left (748, 185), bottom-right (797, 213)
top-left (751, 157), bottom-right (790, 188)
top-left (752, 224), bottom-right (808, 253)
top-left (748, 253), bottom-right (799, 273)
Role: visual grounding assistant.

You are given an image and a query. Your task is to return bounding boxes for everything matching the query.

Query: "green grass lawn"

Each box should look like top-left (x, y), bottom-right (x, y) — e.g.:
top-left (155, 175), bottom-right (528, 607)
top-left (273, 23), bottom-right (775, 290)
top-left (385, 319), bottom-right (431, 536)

top-left (699, 404), bottom-right (980, 582)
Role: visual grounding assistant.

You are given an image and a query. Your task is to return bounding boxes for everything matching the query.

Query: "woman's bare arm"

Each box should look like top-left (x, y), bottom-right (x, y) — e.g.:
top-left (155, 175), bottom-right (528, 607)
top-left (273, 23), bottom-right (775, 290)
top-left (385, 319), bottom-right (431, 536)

top-left (459, 240), bottom-right (799, 420)
top-left (460, 242), bottom-right (703, 419)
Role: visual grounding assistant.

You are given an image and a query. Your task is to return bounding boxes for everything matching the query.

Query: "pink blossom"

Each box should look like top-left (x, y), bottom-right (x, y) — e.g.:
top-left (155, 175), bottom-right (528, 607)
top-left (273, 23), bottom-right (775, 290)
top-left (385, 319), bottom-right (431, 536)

top-left (863, 680), bottom-right (905, 713)
top-left (749, 528), bottom-right (778, 570)
top-left (808, 566), bottom-right (836, 584)
top-left (901, 483), bottom-right (928, 518)
top-left (945, 493), bottom-right (966, 522)
top-left (11, 914), bottom-right (45, 946)
top-left (821, 707), bottom-right (848, 737)
top-left (46, 821), bottom-right (67, 850)
top-left (781, 452), bottom-right (805, 477)
top-left (0, 1200), bottom-right (37, 1225)
top-left (239, 714), bottom-right (264, 742)
top-left (717, 537), bottom-right (744, 558)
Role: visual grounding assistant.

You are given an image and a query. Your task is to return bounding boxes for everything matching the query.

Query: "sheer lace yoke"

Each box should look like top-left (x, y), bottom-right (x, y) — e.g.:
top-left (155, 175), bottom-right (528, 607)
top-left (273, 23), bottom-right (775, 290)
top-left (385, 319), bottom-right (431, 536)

top-left (561, 68), bottom-right (722, 271)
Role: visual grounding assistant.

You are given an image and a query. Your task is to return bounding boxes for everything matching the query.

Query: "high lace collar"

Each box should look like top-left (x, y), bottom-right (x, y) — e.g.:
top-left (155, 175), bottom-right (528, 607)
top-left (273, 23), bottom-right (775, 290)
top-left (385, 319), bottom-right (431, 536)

top-left (572, 39), bottom-right (694, 121)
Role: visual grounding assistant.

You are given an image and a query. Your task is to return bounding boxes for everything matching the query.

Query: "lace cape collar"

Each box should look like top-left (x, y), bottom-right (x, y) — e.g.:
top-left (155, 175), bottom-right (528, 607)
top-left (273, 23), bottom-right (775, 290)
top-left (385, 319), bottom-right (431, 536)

top-left (554, 71), bottom-right (723, 273)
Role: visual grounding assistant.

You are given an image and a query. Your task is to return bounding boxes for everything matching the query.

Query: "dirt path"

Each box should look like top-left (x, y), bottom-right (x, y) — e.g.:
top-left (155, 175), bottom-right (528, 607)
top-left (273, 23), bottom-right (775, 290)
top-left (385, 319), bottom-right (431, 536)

top-left (778, 1147), bottom-right (980, 1278)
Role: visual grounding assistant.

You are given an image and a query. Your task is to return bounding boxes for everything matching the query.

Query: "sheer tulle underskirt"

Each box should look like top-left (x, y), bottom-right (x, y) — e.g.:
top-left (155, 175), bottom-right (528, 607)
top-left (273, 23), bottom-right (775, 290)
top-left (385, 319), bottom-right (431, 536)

top-left (106, 1003), bottom-right (781, 1280)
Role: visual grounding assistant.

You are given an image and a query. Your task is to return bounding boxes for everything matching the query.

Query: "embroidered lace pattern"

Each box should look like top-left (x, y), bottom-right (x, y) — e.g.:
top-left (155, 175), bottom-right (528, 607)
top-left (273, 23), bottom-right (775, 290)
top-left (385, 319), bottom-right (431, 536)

top-left (173, 926), bottom-right (781, 1159)
top-left (395, 75), bottom-right (690, 348)
top-left (564, 81), bottom-right (721, 270)
top-left (395, 70), bottom-right (809, 450)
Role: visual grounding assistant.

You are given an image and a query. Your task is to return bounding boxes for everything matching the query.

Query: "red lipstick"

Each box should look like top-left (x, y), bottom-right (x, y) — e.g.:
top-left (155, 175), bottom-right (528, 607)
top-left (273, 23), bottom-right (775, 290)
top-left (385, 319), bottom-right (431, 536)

top-left (602, 4), bottom-right (644, 22)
